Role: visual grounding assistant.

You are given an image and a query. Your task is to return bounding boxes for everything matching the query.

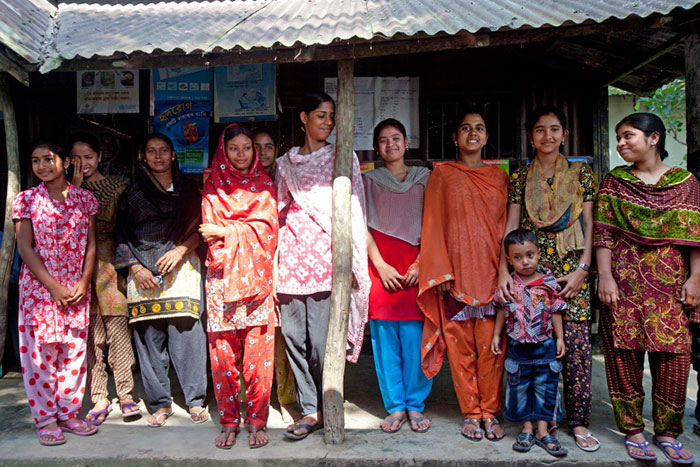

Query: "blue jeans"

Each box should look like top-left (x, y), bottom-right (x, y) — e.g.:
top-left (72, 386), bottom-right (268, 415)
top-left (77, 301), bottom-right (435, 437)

top-left (503, 338), bottom-right (562, 423)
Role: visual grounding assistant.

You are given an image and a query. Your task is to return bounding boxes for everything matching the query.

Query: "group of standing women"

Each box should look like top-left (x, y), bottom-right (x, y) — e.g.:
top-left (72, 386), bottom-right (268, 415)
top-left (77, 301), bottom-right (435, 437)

top-left (11, 87), bottom-right (700, 462)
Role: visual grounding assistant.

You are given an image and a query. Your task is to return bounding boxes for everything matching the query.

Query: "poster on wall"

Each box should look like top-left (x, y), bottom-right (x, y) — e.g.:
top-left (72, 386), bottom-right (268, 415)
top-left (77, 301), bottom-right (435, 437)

top-left (77, 70), bottom-right (139, 114)
top-left (214, 64), bottom-right (276, 122)
top-left (324, 77), bottom-right (419, 151)
top-left (152, 67), bottom-right (213, 173)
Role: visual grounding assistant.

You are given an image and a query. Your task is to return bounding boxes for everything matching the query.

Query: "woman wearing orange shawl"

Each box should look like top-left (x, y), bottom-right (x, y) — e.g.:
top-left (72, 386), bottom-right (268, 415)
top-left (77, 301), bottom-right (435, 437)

top-left (419, 110), bottom-right (508, 440)
top-left (200, 124), bottom-right (278, 450)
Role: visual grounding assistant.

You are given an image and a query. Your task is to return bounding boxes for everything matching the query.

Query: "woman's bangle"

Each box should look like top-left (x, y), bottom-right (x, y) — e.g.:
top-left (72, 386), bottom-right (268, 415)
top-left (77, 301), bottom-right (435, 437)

top-left (132, 265), bottom-right (145, 274)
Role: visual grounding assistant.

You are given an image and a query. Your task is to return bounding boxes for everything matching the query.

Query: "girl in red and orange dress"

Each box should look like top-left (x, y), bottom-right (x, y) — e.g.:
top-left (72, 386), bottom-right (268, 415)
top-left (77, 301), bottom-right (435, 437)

top-left (200, 125), bottom-right (278, 450)
top-left (13, 141), bottom-right (98, 445)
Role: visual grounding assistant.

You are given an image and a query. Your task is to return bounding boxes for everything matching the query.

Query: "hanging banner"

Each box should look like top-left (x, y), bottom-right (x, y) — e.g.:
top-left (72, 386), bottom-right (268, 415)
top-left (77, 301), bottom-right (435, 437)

top-left (0, 102), bottom-right (3, 119)
top-left (324, 77), bottom-right (419, 151)
top-left (152, 67), bottom-right (213, 173)
top-left (77, 70), bottom-right (139, 114)
top-left (214, 64), bottom-right (276, 122)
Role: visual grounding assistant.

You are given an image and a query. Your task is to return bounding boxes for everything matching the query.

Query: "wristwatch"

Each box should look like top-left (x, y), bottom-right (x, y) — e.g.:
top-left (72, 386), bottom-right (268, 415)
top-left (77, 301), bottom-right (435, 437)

top-left (578, 263), bottom-right (590, 272)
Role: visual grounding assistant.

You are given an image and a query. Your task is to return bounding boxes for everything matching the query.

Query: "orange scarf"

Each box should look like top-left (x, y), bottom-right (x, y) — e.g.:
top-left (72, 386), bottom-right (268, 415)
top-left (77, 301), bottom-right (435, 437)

top-left (418, 163), bottom-right (508, 378)
top-left (202, 124), bottom-right (278, 303)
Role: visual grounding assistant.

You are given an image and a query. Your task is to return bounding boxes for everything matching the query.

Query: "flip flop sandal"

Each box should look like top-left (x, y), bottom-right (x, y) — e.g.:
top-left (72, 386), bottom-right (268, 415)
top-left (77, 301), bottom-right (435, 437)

top-left (189, 407), bottom-right (209, 424)
top-left (146, 410), bottom-right (174, 428)
top-left (573, 430), bottom-right (601, 452)
top-left (461, 418), bottom-right (483, 441)
top-left (215, 426), bottom-right (240, 450)
top-left (283, 423), bottom-right (323, 441)
top-left (120, 401), bottom-right (141, 418)
top-left (380, 414), bottom-right (408, 434)
top-left (512, 432), bottom-right (534, 452)
top-left (249, 427), bottom-right (269, 449)
top-left (59, 419), bottom-right (98, 436)
top-left (37, 428), bottom-right (66, 446)
top-left (85, 403), bottom-right (112, 426)
top-left (534, 434), bottom-right (568, 457)
top-left (483, 417), bottom-right (505, 441)
top-left (625, 438), bottom-right (657, 461)
top-left (408, 415), bottom-right (430, 434)
top-left (653, 436), bottom-right (695, 464)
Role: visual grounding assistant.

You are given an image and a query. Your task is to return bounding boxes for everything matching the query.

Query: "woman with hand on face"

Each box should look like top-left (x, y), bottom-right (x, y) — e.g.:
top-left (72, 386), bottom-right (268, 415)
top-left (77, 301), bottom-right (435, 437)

top-left (14, 141), bottom-right (98, 445)
top-left (200, 125), bottom-right (278, 449)
top-left (68, 132), bottom-right (139, 425)
top-left (595, 113), bottom-right (700, 464)
top-left (498, 106), bottom-right (598, 453)
top-left (115, 133), bottom-right (208, 428)
top-left (253, 127), bottom-right (300, 424)
top-left (419, 110), bottom-right (509, 441)
top-left (276, 92), bottom-right (370, 441)
top-left (364, 119), bottom-right (432, 434)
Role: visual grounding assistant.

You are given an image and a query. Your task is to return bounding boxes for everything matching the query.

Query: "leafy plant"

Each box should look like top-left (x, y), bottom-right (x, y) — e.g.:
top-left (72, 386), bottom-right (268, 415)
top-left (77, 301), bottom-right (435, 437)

top-left (635, 77), bottom-right (686, 147)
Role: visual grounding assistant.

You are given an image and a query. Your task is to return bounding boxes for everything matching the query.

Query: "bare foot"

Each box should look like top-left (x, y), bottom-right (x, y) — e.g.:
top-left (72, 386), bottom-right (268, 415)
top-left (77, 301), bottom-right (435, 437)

top-left (280, 403), bottom-right (300, 424)
top-left (215, 426), bottom-right (239, 449)
top-left (249, 426), bottom-right (269, 448)
top-left (407, 410), bottom-right (430, 432)
top-left (461, 418), bottom-right (482, 440)
top-left (380, 410), bottom-right (407, 433)
top-left (654, 435), bottom-right (693, 461)
top-left (85, 398), bottom-right (111, 424)
top-left (626, 433), bottom-right (655, 458)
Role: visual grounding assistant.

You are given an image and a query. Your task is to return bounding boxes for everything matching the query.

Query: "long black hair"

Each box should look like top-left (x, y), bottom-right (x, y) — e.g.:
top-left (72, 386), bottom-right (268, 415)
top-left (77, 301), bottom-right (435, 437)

top-left (301, 92), bottom-right (334, 115)
top-left (615, 112), bottom-right (668, 160)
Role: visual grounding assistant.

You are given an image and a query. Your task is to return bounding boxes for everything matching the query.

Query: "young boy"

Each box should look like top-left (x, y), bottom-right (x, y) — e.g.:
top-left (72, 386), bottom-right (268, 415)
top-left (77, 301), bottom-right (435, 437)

top-left (491, 228), bottom-right (567, 457)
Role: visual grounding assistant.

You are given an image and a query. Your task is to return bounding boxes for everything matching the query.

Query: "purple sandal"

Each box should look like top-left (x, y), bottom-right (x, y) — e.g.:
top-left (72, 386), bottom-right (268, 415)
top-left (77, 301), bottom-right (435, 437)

top-left (120, 401), bottom-right (141, 418)
top-left (37, 428), bottom-right (66, 446)
top-left (625, 438), bottom-right (657, 461)
top-left (653, 436), bottom-right (695, 464)
top-left (85, 403), bottom-right (112, 426)
top-left (59, 418), bottom-right (98, 436)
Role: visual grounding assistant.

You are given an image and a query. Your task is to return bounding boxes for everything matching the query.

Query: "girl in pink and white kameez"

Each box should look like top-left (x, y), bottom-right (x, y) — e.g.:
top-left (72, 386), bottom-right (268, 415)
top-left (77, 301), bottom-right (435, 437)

top-left (13, 142), bottom-right (98, 446)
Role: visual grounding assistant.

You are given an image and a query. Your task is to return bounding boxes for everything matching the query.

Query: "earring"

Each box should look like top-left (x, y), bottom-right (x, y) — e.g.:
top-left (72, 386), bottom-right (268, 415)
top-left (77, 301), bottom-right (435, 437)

top-left (651, 142), bottom-right (656, 146)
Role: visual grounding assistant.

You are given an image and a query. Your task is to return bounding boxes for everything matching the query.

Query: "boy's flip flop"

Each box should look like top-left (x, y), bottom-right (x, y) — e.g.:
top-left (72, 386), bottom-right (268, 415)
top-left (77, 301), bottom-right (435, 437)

top-left (534, 434), bottom-right (568, 457)
top-left (513, 432), bottom-right (534, 452)
top-left (653, 436), bottom-right (695, 464)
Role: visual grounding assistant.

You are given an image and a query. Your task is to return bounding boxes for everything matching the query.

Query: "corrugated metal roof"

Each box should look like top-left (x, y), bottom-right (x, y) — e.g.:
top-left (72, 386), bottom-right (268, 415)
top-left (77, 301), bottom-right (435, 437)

top-left (0, 0), bottom-right (56, 64)
top-left (51, 0), bottom-right (700, 62)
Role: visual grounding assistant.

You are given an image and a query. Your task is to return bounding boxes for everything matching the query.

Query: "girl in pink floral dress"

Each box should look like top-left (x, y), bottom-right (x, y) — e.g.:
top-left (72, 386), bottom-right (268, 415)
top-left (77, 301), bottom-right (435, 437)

top-left (13, 141), bottom-right (98, 446)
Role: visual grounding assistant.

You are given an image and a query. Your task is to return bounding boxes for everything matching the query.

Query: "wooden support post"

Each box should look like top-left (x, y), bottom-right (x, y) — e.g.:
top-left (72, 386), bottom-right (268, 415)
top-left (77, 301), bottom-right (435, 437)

top-left (0, 73), bottom-right (21, 367)
top-left (322, 59), bottom-right (354, 444)
top-left (686, 30), bottom-right (700, 177)
top-left (592, 86), bottom-right (609, 179)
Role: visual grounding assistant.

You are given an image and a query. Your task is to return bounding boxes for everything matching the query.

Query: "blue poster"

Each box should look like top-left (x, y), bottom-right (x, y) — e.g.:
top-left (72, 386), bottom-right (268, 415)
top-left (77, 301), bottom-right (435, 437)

top-left (214, 64), bottom-right (276, 122)
top-left (154, 100), bottom-right (210, 174)
top-left (152, 68), bottom-right (213, 173)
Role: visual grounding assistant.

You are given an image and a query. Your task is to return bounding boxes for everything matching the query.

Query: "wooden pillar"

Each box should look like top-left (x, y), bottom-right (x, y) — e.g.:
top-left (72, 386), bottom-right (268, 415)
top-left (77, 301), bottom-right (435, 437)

top-left (0, 72), bottom-right (21, 366)
top-left (322, 59), bottom-right (354, 444)
top-left (591, 86), bottom-right (609, 179)
top-left (686, 30), bottom-right (700, 177)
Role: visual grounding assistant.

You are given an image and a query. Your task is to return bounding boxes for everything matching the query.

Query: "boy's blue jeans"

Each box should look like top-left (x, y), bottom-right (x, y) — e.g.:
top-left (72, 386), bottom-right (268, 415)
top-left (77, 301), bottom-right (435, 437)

top-left (503, 338), bottom-right (562, 423)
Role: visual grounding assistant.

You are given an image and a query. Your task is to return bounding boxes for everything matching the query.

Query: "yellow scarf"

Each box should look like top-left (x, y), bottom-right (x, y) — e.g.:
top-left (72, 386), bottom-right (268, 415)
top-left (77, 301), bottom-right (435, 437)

top-left (524, 154), bottom-right (585, 258)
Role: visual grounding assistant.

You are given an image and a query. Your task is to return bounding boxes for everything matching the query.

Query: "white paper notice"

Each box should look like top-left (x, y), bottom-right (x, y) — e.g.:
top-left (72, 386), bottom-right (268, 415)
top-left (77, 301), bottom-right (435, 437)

top-left (324, 77), bottom-right (419, 150)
